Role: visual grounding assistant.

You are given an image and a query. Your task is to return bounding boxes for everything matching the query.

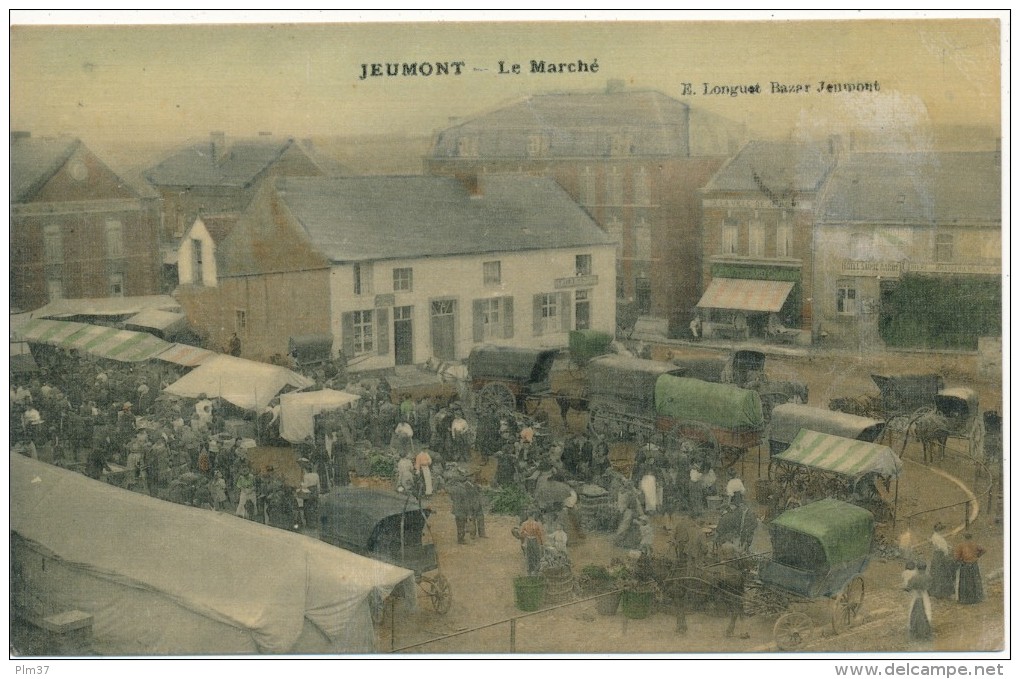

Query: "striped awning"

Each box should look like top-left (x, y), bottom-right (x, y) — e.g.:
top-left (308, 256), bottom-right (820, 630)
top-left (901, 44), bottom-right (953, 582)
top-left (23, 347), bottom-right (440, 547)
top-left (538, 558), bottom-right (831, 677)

top-left (14, 318), bottom-right (171, 363)
top-left (697, 278), bottom-right (794, 312)
top-left (773, 429), bottom-right (903, 479)
top-left (156, 343), bottom-right (217, 367)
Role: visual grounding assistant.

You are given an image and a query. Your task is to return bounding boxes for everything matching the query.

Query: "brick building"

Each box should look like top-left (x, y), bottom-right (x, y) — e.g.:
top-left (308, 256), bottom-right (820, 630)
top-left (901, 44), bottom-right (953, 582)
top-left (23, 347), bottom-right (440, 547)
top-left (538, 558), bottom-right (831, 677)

top-left (10, 133), bottom-right (162, 311)
top-left (698, 139), bottom-right (840, 341)
top-left (145, 133), bottom-right (346, 285)
top-left (178, 175), bottom-right (616, 365)
top-left (424, 86), bottom-right (742, 336)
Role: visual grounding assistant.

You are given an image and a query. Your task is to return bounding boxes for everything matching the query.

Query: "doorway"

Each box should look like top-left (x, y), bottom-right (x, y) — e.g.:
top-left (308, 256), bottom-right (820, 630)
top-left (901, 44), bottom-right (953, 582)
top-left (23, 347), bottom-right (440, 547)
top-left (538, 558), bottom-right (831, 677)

top-left (394, 305), bottom-right (413, 366)
top-left (430, 299), bottom-right (457, 360)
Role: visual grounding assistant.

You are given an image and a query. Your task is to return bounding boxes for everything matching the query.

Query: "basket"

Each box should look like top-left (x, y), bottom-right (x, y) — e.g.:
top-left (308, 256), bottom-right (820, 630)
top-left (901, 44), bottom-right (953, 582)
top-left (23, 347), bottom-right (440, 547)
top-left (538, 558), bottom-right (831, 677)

top-left (543, 565), bottom-right (574, 604)
top-left (513, 576), bottom-right (546, 612)
top-left (620, 588), bottom-right (654, 619)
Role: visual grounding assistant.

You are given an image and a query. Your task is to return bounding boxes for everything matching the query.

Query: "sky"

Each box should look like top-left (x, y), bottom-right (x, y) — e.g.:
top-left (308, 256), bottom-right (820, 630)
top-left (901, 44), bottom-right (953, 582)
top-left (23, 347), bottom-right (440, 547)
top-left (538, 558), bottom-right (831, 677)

top-left (9, 12), bottom-right (1004, 150)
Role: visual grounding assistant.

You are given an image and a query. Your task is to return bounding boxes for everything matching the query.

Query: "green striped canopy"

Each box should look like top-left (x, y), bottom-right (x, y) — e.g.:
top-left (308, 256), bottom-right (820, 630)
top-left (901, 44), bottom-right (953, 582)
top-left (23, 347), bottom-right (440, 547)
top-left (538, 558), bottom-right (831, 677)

top-left (773, 429), bottom-right (903, 479)
top-left (654, 375), bottom-right (764, 430)
top-left (15, 318), bottom-right (171, 363)
top-left (771, 498), bottom-right (874, 568)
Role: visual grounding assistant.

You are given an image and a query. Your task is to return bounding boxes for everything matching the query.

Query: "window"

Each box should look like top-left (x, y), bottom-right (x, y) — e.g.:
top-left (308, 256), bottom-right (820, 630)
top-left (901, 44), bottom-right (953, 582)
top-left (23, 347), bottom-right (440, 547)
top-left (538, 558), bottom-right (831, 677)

top-left (473, 297), bottom-right (514, 341)
top-left (353, 263), bottom-right (373, 295)
top-left (935, 234), bottom-right (954, 263)
top-left (105, 220), bottom-right (124, 258)
top-left (483, 260), bottom-right (501, 286)
top-left (610, 134), bottom-right (632, 156)
top-left (634, 167), bottom-right (652, 206)
top-left (43, 225), bottom-right (63, 264)
top-left (851, 232), bottom-right (873, 260)
top-left (235, 309), bottom-right (247, 331)
top-left (393, 267), bottom-right (413, 292)
top-left (109, 273), bottom-right (124, 297)
top-left (749, 219), bottom-right (765, 257)
top-left (837, 284), bottom-right (858, 315)
top-left (532, 292), bottom-right (571, 336)
top-left (634, 218), bottom-right (652, 263)
top-left (580, 166), bottom-right (596, 205)
top-left (351, 310), bottom-right (374, 355)
top-left (457, 136), bottom-right (478, 157)
top-left (575, 254), bottom-right (593, 277)
top-left (47, 278), bottom-right (63, 301)
top-left (606, 167), bottom-right (624, 204)
top-left (776, 219), bottom-right (793, 258)
top-left (722, 218), bottom-right (739, 254)
top-left (539, 293), bottom-right (558, 333)
top-left (191, 238), bottom-right (204, 285)
top-left (527, 134), bottom-right (550, 157)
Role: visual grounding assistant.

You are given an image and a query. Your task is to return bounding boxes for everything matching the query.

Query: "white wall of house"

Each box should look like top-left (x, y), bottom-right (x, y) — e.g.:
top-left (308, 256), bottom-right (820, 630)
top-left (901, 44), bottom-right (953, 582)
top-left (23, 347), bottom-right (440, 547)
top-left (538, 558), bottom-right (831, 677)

top-left (177, 218), bottom-right (219, 287)
top-left (329, 245), bottom-right (616, 371)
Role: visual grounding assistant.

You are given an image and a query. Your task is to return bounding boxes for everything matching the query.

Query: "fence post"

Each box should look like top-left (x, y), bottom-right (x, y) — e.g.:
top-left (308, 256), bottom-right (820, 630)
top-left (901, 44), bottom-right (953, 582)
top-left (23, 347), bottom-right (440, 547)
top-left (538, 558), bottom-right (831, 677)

top-left (510, 617), bottom-right (516, 654)
top-left (963, 501), bottom-right (970, 529)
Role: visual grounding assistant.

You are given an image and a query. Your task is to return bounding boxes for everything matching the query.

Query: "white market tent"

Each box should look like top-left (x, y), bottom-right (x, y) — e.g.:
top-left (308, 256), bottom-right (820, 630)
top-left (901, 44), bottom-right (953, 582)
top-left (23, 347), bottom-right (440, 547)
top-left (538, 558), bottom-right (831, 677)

top-left (279, 389), bottom-right (361, 443)
top-left (163, 354), bottom-right (314, 411)
top-left (11, 455), bottom-right (412, 655)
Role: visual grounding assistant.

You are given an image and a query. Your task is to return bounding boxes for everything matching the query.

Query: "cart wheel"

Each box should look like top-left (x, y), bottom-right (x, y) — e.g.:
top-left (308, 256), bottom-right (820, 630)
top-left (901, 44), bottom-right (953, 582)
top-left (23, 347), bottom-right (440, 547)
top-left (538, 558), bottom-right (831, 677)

top-left (422, 573), bottom-right (452, 614)
top-left (478, 383), bottom-right (516, 413)
top-left (773, 612), bottom-right (813, 651)
top-left (831, 575), bottom-right (865, 634)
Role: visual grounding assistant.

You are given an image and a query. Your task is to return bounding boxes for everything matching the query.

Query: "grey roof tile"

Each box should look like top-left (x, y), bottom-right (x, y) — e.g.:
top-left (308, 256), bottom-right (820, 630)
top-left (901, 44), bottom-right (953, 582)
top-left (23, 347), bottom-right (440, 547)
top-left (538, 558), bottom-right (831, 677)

top-left (705, 139), bottom-right (838, 193)
top-left (277, 175), bottom-right (615, 263)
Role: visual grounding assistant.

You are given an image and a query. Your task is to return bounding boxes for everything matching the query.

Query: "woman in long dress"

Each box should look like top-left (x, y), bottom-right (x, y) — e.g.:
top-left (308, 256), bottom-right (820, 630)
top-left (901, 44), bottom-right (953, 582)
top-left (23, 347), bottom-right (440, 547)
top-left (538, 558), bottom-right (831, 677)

top-left (906, 561), bottom-right (933, 641)
top-left (928, 523), bottom-right (958, 600)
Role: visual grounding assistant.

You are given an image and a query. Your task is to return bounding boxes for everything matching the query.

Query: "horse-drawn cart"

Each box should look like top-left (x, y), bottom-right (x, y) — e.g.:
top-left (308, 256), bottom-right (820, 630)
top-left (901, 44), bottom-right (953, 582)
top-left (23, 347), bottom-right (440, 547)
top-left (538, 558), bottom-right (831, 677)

top-left (648, 499), bottom-right (874, 650)
top-left (767, 429), bottom-right (902, 521)
top-left (752, 499), bottom-right (874, 649)
top-left (466, 344), bottom-right (560, 414)
top-left (318, 487), bottom-right (451, 619)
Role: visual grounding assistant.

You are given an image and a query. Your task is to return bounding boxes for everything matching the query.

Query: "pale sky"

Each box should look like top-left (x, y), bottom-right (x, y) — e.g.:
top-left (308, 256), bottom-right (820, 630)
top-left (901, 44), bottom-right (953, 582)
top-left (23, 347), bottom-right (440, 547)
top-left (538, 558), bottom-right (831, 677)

top-left (9, 13), bottom-right (1003, 149)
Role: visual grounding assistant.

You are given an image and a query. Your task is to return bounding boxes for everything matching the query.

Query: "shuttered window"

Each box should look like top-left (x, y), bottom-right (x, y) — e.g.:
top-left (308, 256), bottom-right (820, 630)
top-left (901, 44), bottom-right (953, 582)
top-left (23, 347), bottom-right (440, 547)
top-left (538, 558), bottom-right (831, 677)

top-left (473, 297), bottom-right (515, 342)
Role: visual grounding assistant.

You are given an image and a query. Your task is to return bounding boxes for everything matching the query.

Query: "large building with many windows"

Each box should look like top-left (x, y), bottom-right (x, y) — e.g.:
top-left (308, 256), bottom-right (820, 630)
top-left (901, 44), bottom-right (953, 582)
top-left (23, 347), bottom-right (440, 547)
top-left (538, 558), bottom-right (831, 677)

top-left (425, 86), bottom-right (742, 336)
top-left (10, 132), bottom-right (162, 311)
top-left (176, 175), bottom-right (616, 365)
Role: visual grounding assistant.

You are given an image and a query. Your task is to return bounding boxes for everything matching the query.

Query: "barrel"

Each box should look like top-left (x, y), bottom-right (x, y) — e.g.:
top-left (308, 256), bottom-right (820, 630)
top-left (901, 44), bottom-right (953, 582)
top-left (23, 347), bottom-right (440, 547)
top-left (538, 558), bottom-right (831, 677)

top-left (543, 566), bottom-right (574, 604)
top-left (596, 590), bottom-right (622, 615)
top-left (513, 576), bottom-right (546, 612)
top-left (620, 589), bottom-right (653, 619)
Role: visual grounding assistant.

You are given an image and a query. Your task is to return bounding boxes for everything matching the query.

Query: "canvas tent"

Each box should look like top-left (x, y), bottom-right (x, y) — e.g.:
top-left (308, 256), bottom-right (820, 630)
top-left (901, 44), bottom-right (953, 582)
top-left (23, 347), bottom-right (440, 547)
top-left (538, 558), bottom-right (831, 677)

top-left (654, 375), bottom-right (765, 431)
top-left (14, 318), bottom-right (172, 363)
top-left (123, 308), bottom-right (189, 339)
top-left (27, 295), bottom-right (181, 320)
top-left (279, 389), bottom-right (361, 443)
top-left (163, 354), bottom-right (314, 411)
top-left (11, 455), bottom-right (412, 655)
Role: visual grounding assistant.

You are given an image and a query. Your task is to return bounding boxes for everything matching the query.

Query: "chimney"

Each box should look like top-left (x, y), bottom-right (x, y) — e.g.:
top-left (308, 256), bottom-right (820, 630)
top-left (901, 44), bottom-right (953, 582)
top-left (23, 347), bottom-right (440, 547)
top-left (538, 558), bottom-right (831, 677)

top-left (210, 131), bottom-right (226, 162)
top-left (258, 131), bottom-right (272, 137)
top-left (459, 173), bottom-right (483, 198)
top-left (606, 79), bottom-right (625, 94)
top-left (10, 130), bottom-right (30, 145)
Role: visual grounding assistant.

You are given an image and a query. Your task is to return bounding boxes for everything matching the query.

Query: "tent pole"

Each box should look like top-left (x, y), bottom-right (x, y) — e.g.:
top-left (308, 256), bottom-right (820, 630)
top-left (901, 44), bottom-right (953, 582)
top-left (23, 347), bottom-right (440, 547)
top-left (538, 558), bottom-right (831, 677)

top-left (893, 477), bottom-right (899, 528)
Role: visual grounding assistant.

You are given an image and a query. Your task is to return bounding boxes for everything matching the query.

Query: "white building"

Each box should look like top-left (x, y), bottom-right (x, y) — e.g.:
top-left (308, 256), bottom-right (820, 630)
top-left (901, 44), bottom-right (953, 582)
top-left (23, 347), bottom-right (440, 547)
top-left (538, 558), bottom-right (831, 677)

top-left (176, 214), bottom-right (238, 288)
top-left (178, 175), bottom-right (617, 365)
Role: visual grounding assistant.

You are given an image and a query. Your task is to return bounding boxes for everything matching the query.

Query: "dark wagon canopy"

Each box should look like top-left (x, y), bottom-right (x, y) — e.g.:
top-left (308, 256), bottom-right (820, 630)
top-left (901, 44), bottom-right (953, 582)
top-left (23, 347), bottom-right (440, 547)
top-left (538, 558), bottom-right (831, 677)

top-left (768, 404), bottom-right (885, 448)
top-left (467, 345), bottom-right (559, 392)
top-left (587, 355), bottom-right (684, 410)
top-left (319, 487), bottom-right (432, 554)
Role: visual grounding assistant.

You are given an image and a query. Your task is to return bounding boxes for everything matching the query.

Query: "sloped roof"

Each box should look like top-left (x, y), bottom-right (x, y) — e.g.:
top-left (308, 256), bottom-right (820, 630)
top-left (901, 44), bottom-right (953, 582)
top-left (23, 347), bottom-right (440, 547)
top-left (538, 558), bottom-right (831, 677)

top-left (145, 136), bottom-right (347, 188)
top-left (193, 213), bottom-right (240, 245)
top-left (279, 175), bottom-right (616, 263)
top-left (818, 152), bottom-right (1001, 225)
top-left (430, 90), bottom-right (691, 157)
top-left (10, 136), bottom-right (80, 201)
top-left (704, 139), bottom-right (838, 194)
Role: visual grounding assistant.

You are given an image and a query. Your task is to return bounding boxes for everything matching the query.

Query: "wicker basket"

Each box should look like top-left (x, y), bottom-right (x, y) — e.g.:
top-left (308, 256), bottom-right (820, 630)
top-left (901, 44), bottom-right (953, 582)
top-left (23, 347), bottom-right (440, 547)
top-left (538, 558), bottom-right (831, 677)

top-left (542, 565), bottom-right (574, 604)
